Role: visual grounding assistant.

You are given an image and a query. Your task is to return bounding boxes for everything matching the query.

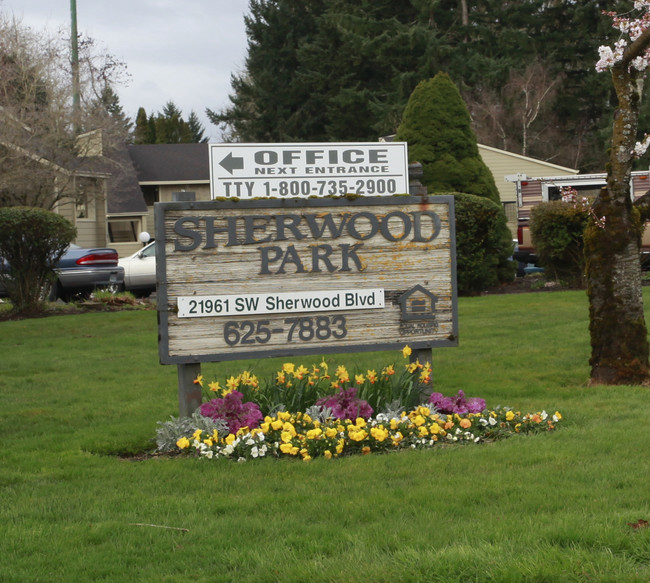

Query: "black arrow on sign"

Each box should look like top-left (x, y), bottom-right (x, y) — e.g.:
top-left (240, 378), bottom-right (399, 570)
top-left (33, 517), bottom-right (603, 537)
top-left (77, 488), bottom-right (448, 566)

top-left (219, 152), bottom-right (245, 174)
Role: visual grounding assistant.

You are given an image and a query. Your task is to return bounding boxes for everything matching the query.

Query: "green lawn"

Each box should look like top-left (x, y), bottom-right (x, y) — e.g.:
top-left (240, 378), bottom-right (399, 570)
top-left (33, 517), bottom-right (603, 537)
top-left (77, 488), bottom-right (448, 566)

top-left (0, 290), bottom-right (648, 582)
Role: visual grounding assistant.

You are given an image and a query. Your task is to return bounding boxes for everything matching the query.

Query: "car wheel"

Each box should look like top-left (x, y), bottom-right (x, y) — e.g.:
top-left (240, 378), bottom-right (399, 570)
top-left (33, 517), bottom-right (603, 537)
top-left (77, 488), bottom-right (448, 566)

top-left (48, 281), bottom-right (63, 302)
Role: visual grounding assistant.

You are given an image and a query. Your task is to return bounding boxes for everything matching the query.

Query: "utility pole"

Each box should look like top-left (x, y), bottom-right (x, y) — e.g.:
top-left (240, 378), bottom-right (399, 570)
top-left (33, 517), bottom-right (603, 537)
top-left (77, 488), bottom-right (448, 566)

top-left (70, 0), bottom-right (81, 133)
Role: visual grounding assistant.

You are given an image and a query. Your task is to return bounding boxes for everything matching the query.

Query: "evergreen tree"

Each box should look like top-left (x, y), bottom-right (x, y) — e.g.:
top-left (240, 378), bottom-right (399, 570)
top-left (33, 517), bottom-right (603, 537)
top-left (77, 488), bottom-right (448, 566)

top-left (134, 102), bottom-right (206, 144)
top-left (395, 73), bottom-right (500, 203)
top-left (134, 107), bottom-right (153, 144)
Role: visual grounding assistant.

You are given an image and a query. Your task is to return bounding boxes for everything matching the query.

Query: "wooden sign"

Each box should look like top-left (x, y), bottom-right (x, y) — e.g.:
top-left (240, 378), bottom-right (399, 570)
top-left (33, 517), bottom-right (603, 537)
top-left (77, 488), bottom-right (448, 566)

top-left (155, 195), bottom-right (457, 364)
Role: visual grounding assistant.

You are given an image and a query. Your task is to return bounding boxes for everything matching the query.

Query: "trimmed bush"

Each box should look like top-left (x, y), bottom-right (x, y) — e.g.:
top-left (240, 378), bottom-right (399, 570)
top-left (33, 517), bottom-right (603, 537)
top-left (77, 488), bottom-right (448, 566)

top-left (0, 207), bottom-right (76, 313)
top-left (452, 193), bottom-right (516, 295)
top-left (530, 201), bottom-right (588, 287)
top-left (395, 72), bottom-right (501, 204)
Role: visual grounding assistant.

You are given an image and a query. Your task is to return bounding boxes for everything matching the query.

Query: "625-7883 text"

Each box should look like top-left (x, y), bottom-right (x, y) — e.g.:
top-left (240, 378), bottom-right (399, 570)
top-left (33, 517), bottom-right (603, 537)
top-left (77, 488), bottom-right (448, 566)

top-left (223, 316), bottom-right (347, 346)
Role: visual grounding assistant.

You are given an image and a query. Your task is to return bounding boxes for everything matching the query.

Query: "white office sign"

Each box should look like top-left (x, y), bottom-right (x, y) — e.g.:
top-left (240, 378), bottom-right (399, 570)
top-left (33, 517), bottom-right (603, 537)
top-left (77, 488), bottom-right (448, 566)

top-left (209, 142), bottom-right (409, 199)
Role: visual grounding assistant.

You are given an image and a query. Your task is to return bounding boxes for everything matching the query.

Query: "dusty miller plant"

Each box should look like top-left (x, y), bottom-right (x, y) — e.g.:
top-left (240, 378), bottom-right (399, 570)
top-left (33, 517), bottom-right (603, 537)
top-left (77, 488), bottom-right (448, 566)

top-left (156, 411), bottom-right (229, 452)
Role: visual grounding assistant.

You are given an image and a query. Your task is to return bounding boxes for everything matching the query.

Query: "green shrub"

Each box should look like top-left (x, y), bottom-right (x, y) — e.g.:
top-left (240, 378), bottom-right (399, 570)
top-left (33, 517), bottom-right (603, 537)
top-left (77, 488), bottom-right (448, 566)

top-left (395, 73), bottom-right (501, 204)
top-left (530, 201), bottom-right (588, 287)
top-left (0, 207), bottom-right (76, 313)
top-left (452, 192), bottom-right (516, 295)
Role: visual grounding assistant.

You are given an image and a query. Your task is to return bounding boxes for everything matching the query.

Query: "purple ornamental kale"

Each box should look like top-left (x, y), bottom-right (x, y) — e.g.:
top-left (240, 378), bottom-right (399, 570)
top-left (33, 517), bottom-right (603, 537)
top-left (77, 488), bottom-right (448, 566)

top-left (428, 390), bottom-right (486, 415)
top-left (200, 390), bottom-right (263, 434)
top-left (316, 386), bottom-right (373, 420)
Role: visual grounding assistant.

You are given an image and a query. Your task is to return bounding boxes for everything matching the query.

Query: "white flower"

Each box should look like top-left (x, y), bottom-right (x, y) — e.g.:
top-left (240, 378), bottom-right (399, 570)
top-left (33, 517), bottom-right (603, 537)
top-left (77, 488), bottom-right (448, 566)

top-left (251, 446), bottom-right (259, 458)
top-left (237, 457), bottom-right (246, 463)
top-left (488, 417), bottom-right (497, 426)
top-left (204, 450), bottom-right (214, 460)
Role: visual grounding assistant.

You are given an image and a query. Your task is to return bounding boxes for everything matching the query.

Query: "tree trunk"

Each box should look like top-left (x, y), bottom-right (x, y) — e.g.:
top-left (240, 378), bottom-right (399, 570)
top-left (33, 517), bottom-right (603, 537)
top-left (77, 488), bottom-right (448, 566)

top-left (585, 65), bottom-right (650, 385)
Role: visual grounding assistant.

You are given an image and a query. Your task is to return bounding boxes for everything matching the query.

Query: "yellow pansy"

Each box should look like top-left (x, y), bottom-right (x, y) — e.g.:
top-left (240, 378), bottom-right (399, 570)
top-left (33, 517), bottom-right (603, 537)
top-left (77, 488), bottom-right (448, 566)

top-left (355, 417), bottom-right (367, 428)
top-left (176, 436), bottom-right (190, 449)
top-left (413, 414), bottom-right (425, 427)
top-left (192, 429), bottom-right (203, 440)
top-left (281, 431), bottom-right (293, 443)
top-left (323, 450), bottom-right (332, 459)
top-left (225, 434), bottom-right (236, 445)
top-left (505, 410), bottom-right (515, 421)
top-left (554, 411), bottom-right (562, 420)
top-left (418, 426), bottom-right (429, 437)
top-left (306, 428), bottom-right (322, 440)
top-left (429, 423), bottom-right (441, 434)
top-left (325, 427), bottom-right (338, 439)
top-left (370, 426), bottom-right (389, 442)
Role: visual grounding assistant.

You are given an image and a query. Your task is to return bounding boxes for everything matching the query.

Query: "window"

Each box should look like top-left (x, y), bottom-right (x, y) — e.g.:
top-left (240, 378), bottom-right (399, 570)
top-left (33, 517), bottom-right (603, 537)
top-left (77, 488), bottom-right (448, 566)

top-left (108, 219), bottom-right (141, 243)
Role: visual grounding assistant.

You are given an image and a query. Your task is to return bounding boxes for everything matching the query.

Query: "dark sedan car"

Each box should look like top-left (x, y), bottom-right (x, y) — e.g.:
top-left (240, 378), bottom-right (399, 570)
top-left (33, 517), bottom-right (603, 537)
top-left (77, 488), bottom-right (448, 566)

top-left (0, 244), bottom-right (125, 302)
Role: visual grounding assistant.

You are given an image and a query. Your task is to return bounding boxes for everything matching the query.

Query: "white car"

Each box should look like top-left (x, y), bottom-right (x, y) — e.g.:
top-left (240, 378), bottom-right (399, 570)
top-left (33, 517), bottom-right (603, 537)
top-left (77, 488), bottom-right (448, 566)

top-left (119, 241), bottom-right (156, 297)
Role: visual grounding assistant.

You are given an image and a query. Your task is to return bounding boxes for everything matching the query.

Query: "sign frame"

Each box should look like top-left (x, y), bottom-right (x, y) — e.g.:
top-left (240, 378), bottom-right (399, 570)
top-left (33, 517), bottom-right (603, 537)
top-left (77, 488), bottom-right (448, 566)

top-left (155, 195), bottom-right (458, 365)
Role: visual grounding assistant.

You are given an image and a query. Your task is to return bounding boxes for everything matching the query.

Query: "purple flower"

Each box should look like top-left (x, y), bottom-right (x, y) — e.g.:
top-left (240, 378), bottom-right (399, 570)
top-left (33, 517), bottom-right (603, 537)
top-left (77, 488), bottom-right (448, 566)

top-left (200, 390), bottom-right (263, 434)
top-left (428, 390), bottom-right (485, 415)
top-left (316, 387), bottom-right (373, 420)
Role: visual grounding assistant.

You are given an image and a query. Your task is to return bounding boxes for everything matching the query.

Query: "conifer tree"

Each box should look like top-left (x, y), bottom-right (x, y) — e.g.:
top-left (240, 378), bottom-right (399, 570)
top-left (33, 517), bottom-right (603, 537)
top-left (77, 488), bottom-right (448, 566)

top-left (395, 72), bottom-right (500, 203)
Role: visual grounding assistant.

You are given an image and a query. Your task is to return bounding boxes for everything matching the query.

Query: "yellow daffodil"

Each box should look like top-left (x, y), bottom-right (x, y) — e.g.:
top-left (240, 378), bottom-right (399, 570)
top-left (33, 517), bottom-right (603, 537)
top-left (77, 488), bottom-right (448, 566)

top-left (295, 364), bottom-right (309, 379)
top-left (367, 369), bottom-right (378, 384)
top-left (276, 371), bottom-right (286, 384)
top-left (402, 345), bottom-right (412, 358)
top-left (336, 365), bottom-right (350, 382)
top-left (355, 373), bottom-right (365, 385)
top-left (208, 381), bottom-right (221, 392)
top-left (226, 376), bottom-right (239, 391)
top-left (282, 362), bottom-right (295, 374)
top-left (193, 374), bottom-right (204, 387)
top-left (382, 364), bottom-right (395, 376)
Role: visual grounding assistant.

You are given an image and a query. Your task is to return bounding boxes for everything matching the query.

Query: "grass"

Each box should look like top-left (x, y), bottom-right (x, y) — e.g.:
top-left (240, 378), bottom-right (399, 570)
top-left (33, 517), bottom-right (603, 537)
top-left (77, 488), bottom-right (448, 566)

top-left (0, 289), bottom-right (649, 582)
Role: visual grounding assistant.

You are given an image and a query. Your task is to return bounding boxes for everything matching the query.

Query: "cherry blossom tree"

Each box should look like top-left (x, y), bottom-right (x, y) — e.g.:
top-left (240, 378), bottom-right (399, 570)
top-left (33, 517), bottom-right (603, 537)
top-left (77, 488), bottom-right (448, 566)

top-left (586, 1), bottom-right (650, 385)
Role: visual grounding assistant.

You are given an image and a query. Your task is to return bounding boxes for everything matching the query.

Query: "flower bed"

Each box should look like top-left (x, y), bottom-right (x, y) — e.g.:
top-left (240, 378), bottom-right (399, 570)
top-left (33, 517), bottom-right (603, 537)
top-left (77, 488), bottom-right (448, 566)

top-left (156, 347), bottom-right (562, 462)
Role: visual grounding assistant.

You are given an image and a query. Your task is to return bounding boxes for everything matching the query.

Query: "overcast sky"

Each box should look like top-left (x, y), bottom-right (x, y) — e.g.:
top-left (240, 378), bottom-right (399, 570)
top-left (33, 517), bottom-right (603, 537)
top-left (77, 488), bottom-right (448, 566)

top-left (0, 0), bottom-right (251, 141)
